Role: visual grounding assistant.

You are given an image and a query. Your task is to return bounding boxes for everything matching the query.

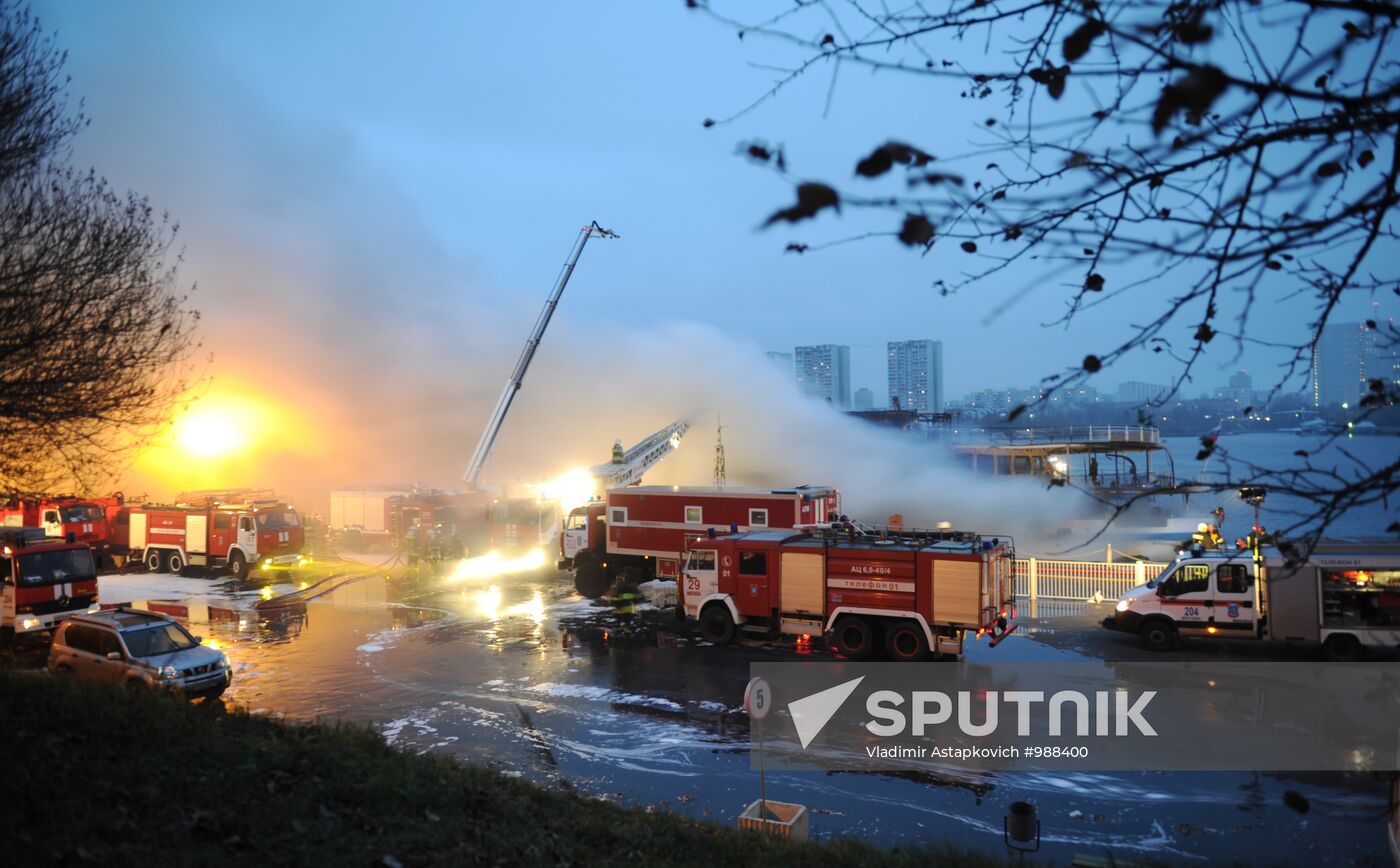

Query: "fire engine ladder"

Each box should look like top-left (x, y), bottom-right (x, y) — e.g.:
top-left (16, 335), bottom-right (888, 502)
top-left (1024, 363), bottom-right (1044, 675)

top-left (462, 221), bottom-right (619, 490)
top-left (590, 420), bottom-right (690, 489)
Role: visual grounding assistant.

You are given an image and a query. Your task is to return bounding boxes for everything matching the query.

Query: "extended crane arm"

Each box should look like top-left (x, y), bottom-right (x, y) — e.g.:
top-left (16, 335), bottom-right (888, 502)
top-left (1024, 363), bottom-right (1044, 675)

top-left (463, 221), bottom-right (619, 489)
top-left (590, 420), bottom-right (690, 489)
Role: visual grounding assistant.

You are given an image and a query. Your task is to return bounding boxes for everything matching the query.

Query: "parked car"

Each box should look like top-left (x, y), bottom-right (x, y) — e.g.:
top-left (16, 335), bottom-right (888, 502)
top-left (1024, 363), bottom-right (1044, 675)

top-left (48, 608), bottom-right (232, 699)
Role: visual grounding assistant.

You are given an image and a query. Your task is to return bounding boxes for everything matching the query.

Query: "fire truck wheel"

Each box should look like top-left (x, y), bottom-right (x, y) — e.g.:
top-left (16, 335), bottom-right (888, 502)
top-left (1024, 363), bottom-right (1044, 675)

top-left (833, 616), bottom-right (876, 661)
top-left (167, 551), bottom-right (186, 575)
top-left (699, 604), bottom-right (736, 645)
top-left (228, 552), bottom-right (249, 580)
top-left (573, 554), bottom-right (610, 599)
top-left (884, 620), bottom-right (930, 662)
top-left (144, 549), bottom-right (166, 573)
top-left (1322, 633), bottom-right (1364, 663)
top-left (1139, 619), bottom-right (1177, 652)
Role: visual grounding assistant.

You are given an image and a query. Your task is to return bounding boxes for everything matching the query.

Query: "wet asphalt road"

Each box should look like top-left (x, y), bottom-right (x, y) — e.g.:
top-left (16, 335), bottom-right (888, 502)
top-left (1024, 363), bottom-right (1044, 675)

top-left (71, 560), bottom-right (1398, 865)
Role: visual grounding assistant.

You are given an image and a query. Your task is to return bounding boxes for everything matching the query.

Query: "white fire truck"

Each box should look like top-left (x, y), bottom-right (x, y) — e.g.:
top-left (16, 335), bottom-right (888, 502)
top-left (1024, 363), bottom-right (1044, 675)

top-left (680, 525), bottom-right (1015, 660)
top-left (126, 492), bottom-right (305, 579)
top-left (560, 484), bottom-right (840, 598)
top-left (1104, 541), bottom-right (1400, 661)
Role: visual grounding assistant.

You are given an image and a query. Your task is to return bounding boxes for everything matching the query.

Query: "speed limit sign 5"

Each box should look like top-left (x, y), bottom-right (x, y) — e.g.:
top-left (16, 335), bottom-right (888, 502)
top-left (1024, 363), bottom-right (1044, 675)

top-left (744, 676), bottom-right (773, 721)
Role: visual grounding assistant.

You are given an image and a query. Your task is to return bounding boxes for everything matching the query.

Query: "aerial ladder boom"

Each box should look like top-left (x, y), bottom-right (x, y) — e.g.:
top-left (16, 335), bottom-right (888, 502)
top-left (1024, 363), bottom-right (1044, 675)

top-left (463, 221), bottom-right (619, 489)
top-left (590, 420), bottom-right (690, 489)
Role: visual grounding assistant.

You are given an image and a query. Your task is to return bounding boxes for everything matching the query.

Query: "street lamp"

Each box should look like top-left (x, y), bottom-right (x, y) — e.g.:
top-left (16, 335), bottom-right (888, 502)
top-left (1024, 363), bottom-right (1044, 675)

top-left (1238, 486), bottom-right (1267, 560)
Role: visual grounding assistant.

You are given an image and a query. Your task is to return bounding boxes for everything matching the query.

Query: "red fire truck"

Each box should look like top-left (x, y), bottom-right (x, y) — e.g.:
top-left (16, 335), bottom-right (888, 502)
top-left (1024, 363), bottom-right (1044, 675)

top-left (680, 526), bottom-right (1015, 661)
top-left (127, 493), bottom-right (305, 579)
top-left (1, 527), bottom-right (100, 635)
top-left (559, 485), bottom-right (840, 597)
top-left (0, 493), bottom-right (127, 567)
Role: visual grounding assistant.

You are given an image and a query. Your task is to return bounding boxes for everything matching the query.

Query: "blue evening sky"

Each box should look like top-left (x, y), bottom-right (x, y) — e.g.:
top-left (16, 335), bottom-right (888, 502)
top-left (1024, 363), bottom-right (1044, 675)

top-left (34, 1), bottom-right (1390, 404)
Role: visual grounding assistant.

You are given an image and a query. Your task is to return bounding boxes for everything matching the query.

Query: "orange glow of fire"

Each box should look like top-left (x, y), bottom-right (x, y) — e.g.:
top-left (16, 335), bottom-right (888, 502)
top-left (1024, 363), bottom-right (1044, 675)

top-left (130, 384), bottom-right (314, 496)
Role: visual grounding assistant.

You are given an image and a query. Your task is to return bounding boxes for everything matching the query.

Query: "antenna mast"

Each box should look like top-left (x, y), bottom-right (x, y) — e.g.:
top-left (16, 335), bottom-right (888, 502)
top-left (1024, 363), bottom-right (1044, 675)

top-left (713, 413), bottom-right (728, 489)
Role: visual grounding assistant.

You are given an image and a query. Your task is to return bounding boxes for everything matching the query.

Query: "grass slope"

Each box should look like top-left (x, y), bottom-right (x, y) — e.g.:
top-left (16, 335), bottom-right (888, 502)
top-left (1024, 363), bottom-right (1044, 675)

top-left (5, 670), bottom-right (1013, 866)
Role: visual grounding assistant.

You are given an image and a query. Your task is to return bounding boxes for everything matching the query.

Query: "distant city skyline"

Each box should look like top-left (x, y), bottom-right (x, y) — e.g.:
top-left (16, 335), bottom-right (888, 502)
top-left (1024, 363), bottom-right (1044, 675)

top-left (770, 328), bottom-right (1397, 409)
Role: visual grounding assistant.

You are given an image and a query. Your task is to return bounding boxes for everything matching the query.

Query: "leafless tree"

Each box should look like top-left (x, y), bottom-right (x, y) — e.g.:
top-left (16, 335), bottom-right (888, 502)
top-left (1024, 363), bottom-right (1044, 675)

top-left (0, 1), bottom-right (197, 499)
top-left (694, 0), bottom-right (1397, 546)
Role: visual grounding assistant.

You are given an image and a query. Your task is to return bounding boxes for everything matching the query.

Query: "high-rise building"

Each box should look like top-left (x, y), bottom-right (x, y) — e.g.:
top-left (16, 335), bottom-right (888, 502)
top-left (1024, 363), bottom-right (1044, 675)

top-left (764, 351), bottom-right (794, 379)
top-left (1360, 322), bottom-right (1399, 394)
top-left (794, 344), bottom-right (851, 408)
top-left (886, 339), bottom-right (944, 413)
top-left (853, 387), bottom-right (874, 411)
top-left (1313, 322), bottom-right (1362, 408)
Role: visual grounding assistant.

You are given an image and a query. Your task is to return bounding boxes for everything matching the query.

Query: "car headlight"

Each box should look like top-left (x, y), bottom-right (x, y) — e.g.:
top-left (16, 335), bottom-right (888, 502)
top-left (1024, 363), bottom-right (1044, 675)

top-left (1115, 599), bottom-right (1131, 613)
top-left (19, 617), bottom-right (40, 630)
top-left (160, 665), bottom-right (180, 680)
top-left (219, 653), bottom-right (231, 669)
top-left (87, 603), bottom-right (101, 614)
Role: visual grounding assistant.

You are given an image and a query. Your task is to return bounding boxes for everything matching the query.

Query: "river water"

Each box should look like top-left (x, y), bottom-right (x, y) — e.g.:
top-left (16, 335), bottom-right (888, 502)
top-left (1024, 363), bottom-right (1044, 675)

top-left (1163, 430), bottom-right (1396, 539)
top-left (89, 558), bottom-right (1395, 867)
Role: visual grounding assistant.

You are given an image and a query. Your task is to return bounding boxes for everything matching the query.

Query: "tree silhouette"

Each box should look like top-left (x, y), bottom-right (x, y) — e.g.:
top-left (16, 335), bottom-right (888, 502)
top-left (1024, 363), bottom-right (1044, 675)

top-left (695, 0), bottom-right (1397, 548)
top-left (0, 1), bottom-right (198, 498)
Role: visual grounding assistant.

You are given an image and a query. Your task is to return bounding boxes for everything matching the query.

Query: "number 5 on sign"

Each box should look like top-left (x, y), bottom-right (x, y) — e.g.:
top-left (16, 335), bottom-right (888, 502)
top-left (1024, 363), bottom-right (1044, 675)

top-left (745, 676), bottom-right (772, 721)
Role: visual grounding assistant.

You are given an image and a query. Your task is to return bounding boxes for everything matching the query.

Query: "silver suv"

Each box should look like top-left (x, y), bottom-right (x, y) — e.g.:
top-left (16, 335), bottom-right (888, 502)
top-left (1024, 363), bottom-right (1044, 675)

top-left (48, 608), bottom-right (232, 699)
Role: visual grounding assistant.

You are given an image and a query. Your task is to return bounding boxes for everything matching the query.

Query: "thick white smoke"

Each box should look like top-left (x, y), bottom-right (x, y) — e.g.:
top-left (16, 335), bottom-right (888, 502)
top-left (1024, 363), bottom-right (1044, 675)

top-left (486, 319), bottom-right (1090, 547)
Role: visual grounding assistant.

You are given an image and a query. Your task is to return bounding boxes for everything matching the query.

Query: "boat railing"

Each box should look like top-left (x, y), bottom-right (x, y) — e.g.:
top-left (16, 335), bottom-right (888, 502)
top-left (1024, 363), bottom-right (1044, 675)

top-left (979, 425), bottom-right (1162, 446)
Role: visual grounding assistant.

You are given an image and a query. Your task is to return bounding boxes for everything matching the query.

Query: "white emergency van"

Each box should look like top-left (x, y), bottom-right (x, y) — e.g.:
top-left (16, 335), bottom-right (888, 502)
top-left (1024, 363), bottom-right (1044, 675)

top-left (1104, 541), bottom-right (1400, 661)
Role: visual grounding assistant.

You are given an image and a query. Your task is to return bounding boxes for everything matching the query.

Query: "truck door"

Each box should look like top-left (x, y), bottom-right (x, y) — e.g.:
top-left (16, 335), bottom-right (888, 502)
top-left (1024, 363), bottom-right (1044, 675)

top-left (735, 548), bottom-right (771, 619)
top-left (680, 549), bottom-right (717, 616)
top-left (210, 512), bottom-right (234, 556)
top-left (1156, 562), bottom-right (1212, 636)
top-left (42, 509), bottom-right (62, 538)
top-left (1211, 562), bottom-right (1258, 637)
top-left (237, 515), bottom-right (257, 558)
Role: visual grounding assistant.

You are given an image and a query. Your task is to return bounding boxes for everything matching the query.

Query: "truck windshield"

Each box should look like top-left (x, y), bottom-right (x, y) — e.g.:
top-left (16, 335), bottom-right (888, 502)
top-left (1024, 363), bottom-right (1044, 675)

top-left (60, 505), bottom-right (104, 523)
top-left (17, 548), bottom-right (97, 586)
top-left (684, 551), bottom-right (716, 572)
top-left (255, 511), bottom-right (300, 530)
top-left (123, 622), bottom-right (198, 657)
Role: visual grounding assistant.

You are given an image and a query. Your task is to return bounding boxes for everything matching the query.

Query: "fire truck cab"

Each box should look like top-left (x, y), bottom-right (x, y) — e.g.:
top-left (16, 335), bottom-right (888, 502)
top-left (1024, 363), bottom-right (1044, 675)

top-left (1, 495), bottom-right (124, 566)
top-left (0, 527), bottom-right (100, 634)
top-left (682, 526), bottom-right (1015, 661)
top-left (128, 495), bottom-right (304, 579)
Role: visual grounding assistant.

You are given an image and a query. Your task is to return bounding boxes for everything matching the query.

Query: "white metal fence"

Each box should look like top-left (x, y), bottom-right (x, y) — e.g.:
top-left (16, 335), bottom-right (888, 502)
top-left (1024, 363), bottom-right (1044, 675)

top-left (1012, 557), bottom-right (1168, 602)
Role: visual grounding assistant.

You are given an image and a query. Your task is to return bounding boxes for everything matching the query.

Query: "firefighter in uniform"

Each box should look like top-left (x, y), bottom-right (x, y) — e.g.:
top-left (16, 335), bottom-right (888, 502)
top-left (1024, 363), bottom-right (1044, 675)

top-left (611, 585), bottom-right (640, 623)
top-left (1192, 521), bottom-right (1224, 550)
